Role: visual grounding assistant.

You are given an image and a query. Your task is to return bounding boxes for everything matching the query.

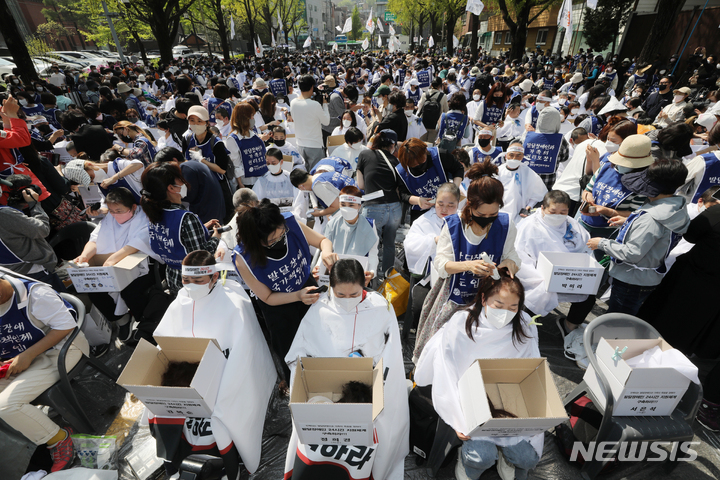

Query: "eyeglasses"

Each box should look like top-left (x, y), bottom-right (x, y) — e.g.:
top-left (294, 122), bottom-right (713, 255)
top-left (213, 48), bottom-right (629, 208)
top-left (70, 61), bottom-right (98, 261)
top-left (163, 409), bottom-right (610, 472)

top-left (266, 227), bottom-right (288, 248)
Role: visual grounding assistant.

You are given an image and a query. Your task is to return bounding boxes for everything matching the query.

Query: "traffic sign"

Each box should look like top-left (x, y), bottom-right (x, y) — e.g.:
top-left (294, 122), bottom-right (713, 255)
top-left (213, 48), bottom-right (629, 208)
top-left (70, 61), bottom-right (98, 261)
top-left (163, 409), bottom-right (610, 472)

top-left (384, 12), bottom-right (396, 22)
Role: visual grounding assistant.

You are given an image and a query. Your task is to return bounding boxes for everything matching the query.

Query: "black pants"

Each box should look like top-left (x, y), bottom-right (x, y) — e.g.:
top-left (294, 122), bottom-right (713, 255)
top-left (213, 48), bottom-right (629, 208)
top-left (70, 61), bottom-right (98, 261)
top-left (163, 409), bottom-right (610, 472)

top-left (565, 295), bottom-right (597, 325)
top-left (258, 276), bottom-right (317, 382)
top-left (88, 271), bottom-right (155, 329)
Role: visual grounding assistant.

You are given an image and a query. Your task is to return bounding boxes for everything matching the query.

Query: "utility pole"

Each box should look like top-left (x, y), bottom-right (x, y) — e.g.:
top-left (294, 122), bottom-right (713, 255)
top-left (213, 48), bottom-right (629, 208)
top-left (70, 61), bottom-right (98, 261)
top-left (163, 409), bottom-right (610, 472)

top-left (101, 0), bottom-right (126, 63)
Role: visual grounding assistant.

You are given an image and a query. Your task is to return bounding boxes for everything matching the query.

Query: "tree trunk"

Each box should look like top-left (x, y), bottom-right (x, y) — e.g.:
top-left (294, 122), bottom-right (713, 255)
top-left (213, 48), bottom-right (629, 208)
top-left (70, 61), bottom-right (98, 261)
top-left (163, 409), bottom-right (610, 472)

top-left (410, 20), bottom-right (415, 50)
top-left (131, 28), bottom-right (148, 64)
top-left (0, 0), bottom-right (40, 83)
top-left (470, 14), bottom-right (478, 62)
top-left (639, 0), bottom-right (686, 63)
top-left (508, 8), bottom-right (531, 61)
top-left (445, 14), bottom-right (455, 54)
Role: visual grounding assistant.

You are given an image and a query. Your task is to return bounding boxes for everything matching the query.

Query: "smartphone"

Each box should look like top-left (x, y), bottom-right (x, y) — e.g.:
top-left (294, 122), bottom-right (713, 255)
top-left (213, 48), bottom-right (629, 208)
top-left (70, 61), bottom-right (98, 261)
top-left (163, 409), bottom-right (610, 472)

top-left (311, 285), bottom-right (328, 294)
top-left (579, 200), bottom-right (588, 214)
top-left (80, 202), bottom-right (102, 215)
top-left (216, 224), bottom-right (232, 233)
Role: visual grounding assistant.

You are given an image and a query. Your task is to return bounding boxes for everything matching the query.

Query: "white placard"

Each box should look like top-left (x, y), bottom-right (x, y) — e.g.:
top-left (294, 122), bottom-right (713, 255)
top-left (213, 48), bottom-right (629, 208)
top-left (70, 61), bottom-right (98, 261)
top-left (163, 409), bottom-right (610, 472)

top-left (78, 184), bottom-right (104, 207)
top-left (317, 254), bottom-right (369, 287)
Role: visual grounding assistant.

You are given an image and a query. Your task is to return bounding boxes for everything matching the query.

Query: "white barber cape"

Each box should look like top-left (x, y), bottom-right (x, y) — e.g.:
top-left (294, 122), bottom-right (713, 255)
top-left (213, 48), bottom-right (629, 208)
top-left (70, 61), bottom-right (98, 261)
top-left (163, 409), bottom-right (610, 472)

top-left (284, 291), bottom-right (409, 480)
top-left (414, 309), bottom-right (544, 457)
top-left (153, 280), bottom-right (276, 473)
top-left (498, 164), bottom-right (548, 224)
top-left (666, 202), bottom-right (703, 270)
top-left (515, 211), bottom-right (591, 316)
top-left (403, 207), bottom-right (444, 276)
top-left (252, 170), bottom-right (306, 218)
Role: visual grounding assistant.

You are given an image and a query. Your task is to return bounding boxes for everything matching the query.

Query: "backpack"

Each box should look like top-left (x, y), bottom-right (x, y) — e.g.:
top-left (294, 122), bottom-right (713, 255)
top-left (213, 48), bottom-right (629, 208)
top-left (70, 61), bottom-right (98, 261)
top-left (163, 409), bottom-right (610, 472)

top-left (420, 90), bottom-right (444, 130)
top-left (472, 73), bottom-right (492, 96)
top-left (437, 113), bottom-right (459, 152)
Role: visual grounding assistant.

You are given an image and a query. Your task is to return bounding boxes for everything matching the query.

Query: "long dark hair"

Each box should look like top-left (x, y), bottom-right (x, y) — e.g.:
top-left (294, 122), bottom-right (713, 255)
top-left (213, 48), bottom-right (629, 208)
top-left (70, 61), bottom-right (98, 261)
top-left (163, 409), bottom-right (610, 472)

top-left (140, 162), bottom-right (187, 224)
top-left (464, 271), bottom-right (530, 347)
top-left (235, 199), bottom-right (286, 268)
top-left (461, 159), bottom-right (504, 225)
top-left (485, 82), bottom-right (506, 109)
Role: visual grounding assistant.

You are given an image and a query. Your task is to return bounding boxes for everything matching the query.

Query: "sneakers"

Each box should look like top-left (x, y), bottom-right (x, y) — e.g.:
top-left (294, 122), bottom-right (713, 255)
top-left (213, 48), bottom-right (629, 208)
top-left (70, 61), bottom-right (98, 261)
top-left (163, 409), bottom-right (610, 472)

top-left (90, 342), bottom-right (110, 358)
top-left (48, 427), bottom-right (74, 472)
top-left (562, 324), bottom-right (589, 370)
top-left (496, 449), bottom-right (515, 480)
top-left (697, 397), bottom-right (720, 432)
top-left (116, 314), bottom-right (134, 342)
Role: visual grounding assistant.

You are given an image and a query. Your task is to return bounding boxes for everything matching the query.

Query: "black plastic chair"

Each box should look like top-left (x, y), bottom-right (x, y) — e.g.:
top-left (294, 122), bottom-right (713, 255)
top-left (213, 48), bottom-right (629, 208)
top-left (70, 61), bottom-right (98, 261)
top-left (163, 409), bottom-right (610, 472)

top-left (563, 313), bottom-right (702, 480)
top-left (49, 221), bottom-right (97, 261)
top-left (402, 257), bottom-right (432, 341)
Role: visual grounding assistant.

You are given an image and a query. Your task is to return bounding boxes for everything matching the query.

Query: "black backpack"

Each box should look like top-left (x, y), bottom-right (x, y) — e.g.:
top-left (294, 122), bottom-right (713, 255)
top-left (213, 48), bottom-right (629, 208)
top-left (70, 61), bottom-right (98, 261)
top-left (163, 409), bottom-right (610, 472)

top-left (472, 73), bottom-right (492, 96)
top-left (420, 90), bottom-right (444, 129)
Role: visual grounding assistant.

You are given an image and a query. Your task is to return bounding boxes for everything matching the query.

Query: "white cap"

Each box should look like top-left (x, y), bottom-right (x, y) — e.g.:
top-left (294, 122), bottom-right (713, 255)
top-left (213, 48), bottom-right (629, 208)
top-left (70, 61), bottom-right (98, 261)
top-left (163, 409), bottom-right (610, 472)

top-left (696, 112), bottom-right (717, 130)
top-left (598, 96), bottom-right (628, 116)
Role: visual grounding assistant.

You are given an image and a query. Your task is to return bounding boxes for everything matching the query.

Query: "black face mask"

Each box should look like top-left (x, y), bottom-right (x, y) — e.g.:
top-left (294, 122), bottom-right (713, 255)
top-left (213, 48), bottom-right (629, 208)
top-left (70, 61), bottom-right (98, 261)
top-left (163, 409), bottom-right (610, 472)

top-left (471, 214), bottom-right (497, 228)
top-left (119, 134), bottom-right (133, 143)
top-left (274, 139), bottom-right (285, 147)
top-left (37, 125), bottom-right (52, 135)
top-left (478, 138), bottom-right (491, 148)
top-left (264, 235), bottom-right (287, 259)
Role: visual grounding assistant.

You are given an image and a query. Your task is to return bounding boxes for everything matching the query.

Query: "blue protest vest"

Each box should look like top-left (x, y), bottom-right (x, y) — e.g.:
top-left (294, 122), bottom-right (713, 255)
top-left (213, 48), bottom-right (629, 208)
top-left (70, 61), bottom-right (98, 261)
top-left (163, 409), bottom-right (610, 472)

top-left (21, 104), bottom-right (44, 117)
top-left (207, 98), bottom-right (233, 124)
top-left (590, 116), bottom-right (603, 136)
top-left (480, 100), bottom-right (504, 126)
top-left (41, 108), bottom-right (61, 130)
top-left (438, 111), bottom-right (468, 143)
top-left (613, 210), bottom-right (681, 274)
top-left (471, 146), bottom-right (503, 166)
top-left (581, 161), bottom-right (633, 228)
top-left (0, 279), bottom-right (75, 359)
top-left (693, 153), bottom-right (720, 203)
top-left (328, 63), bottom-right (338, 75)
top-left (632, 73), bottom-right (648, 85)
top-left (126, 95), bottom-right (147, 122)
top-left (522, 132), bottom-right (563, 175)
top-left (233, 212), bottom-right (311, 293)
top-left (396, 147), bottom-right (447, 211)
top-left (269, 78), bottom-right (288, 98)
top-left (148, 208), bottom-right (207, 270)
top-left (529, 105), bottom-right (540, 128)
top-left (98, 159), bottom-right (141, 203)
top-left (603, 71), bottom-right (617, 83)
top-left (228, 77), bottom-right (241, 90)
top-left (542, 78), bottom-right (555, 90)
top-left (417, 70), bottom-right (431, 89)
top-left (185, 132), bottom-right (227, 181)
top-left (310, 157), bottom-right (353, 175)
top-left (406, 88), bottom-right (421, 104)
top-left (229, 133), bottom-right (268, 178)
top-left (312, 172), bottom-right (357, 208)
top-left (446, 212), bottom-right (510, 305)
top-left (134, 136), bottom-right (157, 164)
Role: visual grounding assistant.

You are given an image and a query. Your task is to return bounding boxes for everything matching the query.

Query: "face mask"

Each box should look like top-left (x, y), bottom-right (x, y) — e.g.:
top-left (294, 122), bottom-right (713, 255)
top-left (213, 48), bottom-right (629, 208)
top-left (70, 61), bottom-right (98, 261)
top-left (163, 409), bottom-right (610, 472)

top-left (96, 114), bottom-right (103, 121)
top-left (332, 290), bottom-right (363, 312)
top-left (216, 119), bottom-right (225, 128)
top-left (536, 103), bottom-right (547, 111)
top-left (615, 165), bottom-right (634, 175)
top-left (274, 139), bottom-right (285, 147)
top-left (267, 163), bottom-right (282, 174)
top-left (604, 140), bottom-right (620, 153)
top-left (183, 282), bottom-right (212, 301)
top-left (18, 99), bottom-right (27, 107)
top-left (478, 138), bottom-right (491, 148)
top-left (118, 133), bottom-right (133, 143)
top-left (506, 159), bottom-right (521, 169)
top-left (631, 91), bottom-right (640, 97)
top-left (177, 184), bottom-right (188, 198)
top-left (405, 110), bottom-right (413, 117)
top-left (571, 109), bottom-right (579, 115)
top-left (343, 119), bottom-right (352, 128)
top-left (128, 117), bottom-right (138, 123)
top-left (190, 124), bottom-right (206, 136)
top-left (36, 86), bottom-right (44, 92)
top-left (92, 168), bottom-right (108, 183)
top-left (182, 69), bottom-right (189, 74)
top-left (543, 212), bottom-right (566, 227)
top-left (484, 305), bottom-right (515, 329)
top-left (673, 95), bottom-right (685, 103)
top-left (249, 118), bottom-right (256, 129)
top-left (340, 206), bottom-right (359, 221)
top-left (473, 94), bottom-right (481, 101)
top-left (471, 214), bottom-right (497, 228)
top-left (111, 209), bottom-right (134, 224)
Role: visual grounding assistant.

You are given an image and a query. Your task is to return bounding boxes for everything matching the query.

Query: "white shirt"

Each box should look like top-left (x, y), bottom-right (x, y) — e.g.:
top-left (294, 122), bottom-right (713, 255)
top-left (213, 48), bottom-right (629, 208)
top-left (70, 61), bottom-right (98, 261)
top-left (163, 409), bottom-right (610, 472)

top-left (224, 131), bottom-right (261, 186)
top-left (290, 96), bottom-right (331, 149)
top-left (331, 143), bottom-right (368, 171)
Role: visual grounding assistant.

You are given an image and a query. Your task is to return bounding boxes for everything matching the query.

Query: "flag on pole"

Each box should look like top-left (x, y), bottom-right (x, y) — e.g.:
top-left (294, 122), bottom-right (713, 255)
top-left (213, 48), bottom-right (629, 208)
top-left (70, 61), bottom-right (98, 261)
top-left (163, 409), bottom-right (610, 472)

top-left (453, 35), bottom-right (459, 49)
top-left (587, 0), bottom-right (598, 8)
top-left (332, 42), bottom-right (338, 52)
top-left (230, 15), bottom-right (235, 40)
top-left (376, 18), bottom-right (384, 32)
top-left (557, 0), bottom-right (572, 51)
top-left (277, 8), bottom-right (282, 28)
top-left (303, 36), bottom-right (312, 48)
top-left (378, 35), bottom-right (382, 47)
top-left (342, 17), bottom-right (352, 34)
top-left (271, 30), bottom-right (276, 47)
top-left (257, 35), bottom-right (264, 55)
top-left (366, 8), bottom-right (375, 33)
top-left (428, 35), bottom-right (435, 48)
top-left (465, 0), bottom-right (485, 16)
top-left (389, 25), bottom-right (395, 36)
top-left (362, 37), bottom-right (369, 50)
top-left (336, 25), bottom-right (342, 32)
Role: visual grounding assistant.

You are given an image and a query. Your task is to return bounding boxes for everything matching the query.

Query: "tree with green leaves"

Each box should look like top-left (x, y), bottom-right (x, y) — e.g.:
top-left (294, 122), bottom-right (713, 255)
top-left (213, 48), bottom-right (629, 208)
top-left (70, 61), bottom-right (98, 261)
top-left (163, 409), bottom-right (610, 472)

top-left (582, 0), bottom-right (633, 54)
top-left (638, 0), bottom-right (686, 64)
top-left (387, 0), bottom-right (428, 50)
top-left (276, 0), bottom-right (307, 49)
top-left (487, 0), bottom-right (560, 61)
top-left (351, 5), bottom-right (362, 41)
top-left (0, 0), bottom-right (39, 82)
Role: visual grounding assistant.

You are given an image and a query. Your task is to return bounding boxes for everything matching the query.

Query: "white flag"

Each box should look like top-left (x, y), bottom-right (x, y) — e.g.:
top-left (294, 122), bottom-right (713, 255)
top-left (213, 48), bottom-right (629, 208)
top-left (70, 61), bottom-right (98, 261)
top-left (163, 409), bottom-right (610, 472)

top-left (332, 42), bottom-right (338, 52)
top-left (271, 30), bottom-right (276, 47)
top-left (336, 25), bottom-right (342, 32)
top-left (303, 36), bottom-right (312, 48)
top-left (366, 8), bottom-right (375, 33)
top-left (389, 25), bottom-right (395, 36)
top-left (257, 35), bottom-right (264, 55)
top-left (557, 0), bottom-right (572, 51)
top-left (466, 0), bottom-right (485, 16)
top-left (378, 36), bottom-right (382, 47)
top-left (230, 15), bottom-right (235, 40)
top-left (277, 9), bottom-right (282, 28)
top-left (587, 0), bottom-right (598, 9)
top-left (342, 17), bottom-right (353, 34)
top-left (377, 18), bottom-right (384, 32)
top-left (428, 35), bottom-right (435, 48)
top-left (453, 35), bottom-right (459, 49)
top-left (362, 37), bottom-right (369, 50)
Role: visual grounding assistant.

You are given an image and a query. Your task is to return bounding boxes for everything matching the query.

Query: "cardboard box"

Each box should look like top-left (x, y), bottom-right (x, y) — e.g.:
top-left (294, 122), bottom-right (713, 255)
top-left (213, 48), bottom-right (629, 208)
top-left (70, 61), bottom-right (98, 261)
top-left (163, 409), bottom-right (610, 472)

top-left (537, 252), bottom-right (604, 295)
top-left (117, 336), bottom-right (227, 417)
top-left (458, 358), bottom-right (567, 437)
top-left (68, 253), bottom-right (149, 293)
top-left (583, 338), bottom-right (691, 416)
top-left (81, 305), bottom-right (112, 346)
top-left (282, 155), bottom-right (294, 173)
top-left (289, 357), bottom-right (384, 446)
top-left (77, 184), bottom-right (104, 208)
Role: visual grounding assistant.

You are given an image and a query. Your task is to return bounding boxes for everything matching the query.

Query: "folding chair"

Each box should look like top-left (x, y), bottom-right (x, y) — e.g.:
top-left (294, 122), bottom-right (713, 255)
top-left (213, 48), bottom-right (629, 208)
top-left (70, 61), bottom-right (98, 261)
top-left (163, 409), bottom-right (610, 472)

top-left (49, 221), bottom-right (97, 261)
top-left (402, 257), bottom-right (431, 341)
top-left (563, 313), bottom-right (702, 480)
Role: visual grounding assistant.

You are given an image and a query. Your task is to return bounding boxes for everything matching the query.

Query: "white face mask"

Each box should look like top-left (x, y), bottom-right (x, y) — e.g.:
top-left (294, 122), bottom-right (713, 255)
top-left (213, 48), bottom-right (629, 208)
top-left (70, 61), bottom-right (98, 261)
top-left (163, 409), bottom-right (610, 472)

top-left (343, 119), bottom-right (352, 128)
top-left (673, 95), bottom-right (685, 103)
top-left (340, 206), bottom-right (359, 221)
top-left (19, 99), bottom-right (28, 107)
top-left (506, 159), bottom-right (522, 169)
top-left (484, 305), bottom-right (515, 329)
top-left (96, 114), bottom-right (103, 121)
top-left (183, 282), bottom-right (212, 301)
top-left (536, 102), bottom-right (547, 111)
top-left (92, 168), bottom-right (108, 183)
top-left (473, 94), bottom-right (481, 101)
top-left (543, 212), bottom-right (567, 227)
top-left (571, 109), bottom-right (579, 115)
top-left (216, 119), bottom-right (225, 128)
top-left (178, 184), bottom-right (188, 198)
top-left (616, 165), bottom-right (634, 175)
top-left (405, 110), bottom-right (413, 117)
top-left (604, 140), bottom-right (620, 153)
top-left (190, 124), bottom-right (206, 136)
top-left (632, 91), bottom-right (640, 97)
top-left (267, 163), bottom-right (282, 174)
top-left (332, 289), bottom-right (363, 312)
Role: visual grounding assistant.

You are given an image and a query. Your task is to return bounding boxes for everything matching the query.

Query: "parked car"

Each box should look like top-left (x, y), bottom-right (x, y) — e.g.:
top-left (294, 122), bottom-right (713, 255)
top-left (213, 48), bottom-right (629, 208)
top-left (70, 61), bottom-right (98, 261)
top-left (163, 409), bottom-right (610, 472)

top-left (172, 45), bottom-right (193, 56)
top-left (0, 57), bottom-right (16, 77)
top-left (53, 51), bottom-right (106, 68)
top-left (33, 56), bottom-right (87, 70)
top-left (44, 53), bottom-right (90, 68)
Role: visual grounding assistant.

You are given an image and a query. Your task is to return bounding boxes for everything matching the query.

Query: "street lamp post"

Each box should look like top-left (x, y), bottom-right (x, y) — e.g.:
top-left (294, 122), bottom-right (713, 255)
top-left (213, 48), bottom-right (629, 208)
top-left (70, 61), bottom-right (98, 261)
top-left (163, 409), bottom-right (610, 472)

top-left (102, 0), bottom-right (126, 63)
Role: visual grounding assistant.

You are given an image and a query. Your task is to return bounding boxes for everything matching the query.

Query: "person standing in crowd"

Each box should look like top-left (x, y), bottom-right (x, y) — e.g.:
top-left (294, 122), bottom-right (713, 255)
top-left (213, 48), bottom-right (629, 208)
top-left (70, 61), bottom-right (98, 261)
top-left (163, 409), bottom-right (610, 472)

top-left (417, 78), bottom-right (449, 143)
top-left (290, 75), bottom-right (330, 170)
